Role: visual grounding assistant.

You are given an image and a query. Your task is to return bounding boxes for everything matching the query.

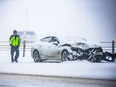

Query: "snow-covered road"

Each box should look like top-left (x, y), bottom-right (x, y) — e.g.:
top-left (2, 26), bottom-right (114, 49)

top-left (0, 51), bottom-right (116, 80)
top-left (0, 73), bottom-right (116, 87)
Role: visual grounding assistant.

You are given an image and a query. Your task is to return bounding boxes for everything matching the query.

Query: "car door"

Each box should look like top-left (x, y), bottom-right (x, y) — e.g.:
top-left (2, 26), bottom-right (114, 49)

top-left (39, 37), bottom-right (52, 58)
top-left (47, 37), bottom-right (61, 59)
top-left (47, 42), bottom-right (60, 59)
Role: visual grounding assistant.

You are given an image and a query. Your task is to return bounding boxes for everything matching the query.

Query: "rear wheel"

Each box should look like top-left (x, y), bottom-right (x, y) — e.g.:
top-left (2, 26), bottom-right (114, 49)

top-left (61, 50), bottom-right (69, 62)
top-left (33, 50), bottom-right (41, 62)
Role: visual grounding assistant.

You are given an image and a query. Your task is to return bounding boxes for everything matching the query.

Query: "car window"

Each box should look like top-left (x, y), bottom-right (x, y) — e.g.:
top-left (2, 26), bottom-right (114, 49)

top-left (52, 37), bottom-right (60, 43)
top-left (17, 32), bottom-right (24, 36)
top-left (40, 37), bottom-right (52, 42)
top-left (26, 32), bottom-right (35, 35)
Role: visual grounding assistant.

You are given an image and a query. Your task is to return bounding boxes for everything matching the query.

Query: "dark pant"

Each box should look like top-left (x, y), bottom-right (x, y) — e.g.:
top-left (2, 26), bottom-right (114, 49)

top-left (11, 46), bottom-right (19, 62)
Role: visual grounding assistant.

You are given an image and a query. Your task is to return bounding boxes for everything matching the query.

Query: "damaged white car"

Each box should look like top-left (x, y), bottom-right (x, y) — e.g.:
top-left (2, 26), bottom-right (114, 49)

top-left (31, 36), bottom-right (103, 62)
top-left (31, 36), bottom-right (72, 62)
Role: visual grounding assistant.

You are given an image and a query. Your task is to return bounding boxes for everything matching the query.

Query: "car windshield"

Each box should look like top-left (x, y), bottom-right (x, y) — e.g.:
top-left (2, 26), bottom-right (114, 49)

top-left (26, 32), bottom-right (35, 35)
top-left (17, 32), bottom-right (24, 36)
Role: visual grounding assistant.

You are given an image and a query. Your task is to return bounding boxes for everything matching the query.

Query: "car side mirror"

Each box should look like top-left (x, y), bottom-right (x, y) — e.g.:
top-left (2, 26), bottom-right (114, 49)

top-left (52, 41), bottom-right (59, 46)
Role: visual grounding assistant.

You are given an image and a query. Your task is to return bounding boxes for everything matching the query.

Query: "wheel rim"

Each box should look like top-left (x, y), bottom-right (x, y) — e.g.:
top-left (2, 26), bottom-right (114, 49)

top-left (61, 51), bottom-right (69, 61)
top-left (33, 50), bottom-right (41, 62)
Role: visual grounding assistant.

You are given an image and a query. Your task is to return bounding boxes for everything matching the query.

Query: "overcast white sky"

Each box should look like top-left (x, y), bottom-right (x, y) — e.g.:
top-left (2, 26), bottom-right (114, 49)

top-left (0, 0), bottom-right (116, 42)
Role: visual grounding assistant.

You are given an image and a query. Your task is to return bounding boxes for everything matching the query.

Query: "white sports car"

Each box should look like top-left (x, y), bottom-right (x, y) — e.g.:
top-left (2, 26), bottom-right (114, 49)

top-left (31, 36), bottom-right (103, 62)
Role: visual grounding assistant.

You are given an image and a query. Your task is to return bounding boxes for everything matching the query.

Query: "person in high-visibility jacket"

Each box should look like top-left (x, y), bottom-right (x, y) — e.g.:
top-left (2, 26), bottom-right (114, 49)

top-left (9, 30), bottom-right (20, 63)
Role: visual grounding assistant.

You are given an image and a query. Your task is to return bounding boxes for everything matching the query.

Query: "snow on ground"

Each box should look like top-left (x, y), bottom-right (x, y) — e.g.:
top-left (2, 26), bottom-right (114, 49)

top-left (0, 50), bottom-right (116, 80)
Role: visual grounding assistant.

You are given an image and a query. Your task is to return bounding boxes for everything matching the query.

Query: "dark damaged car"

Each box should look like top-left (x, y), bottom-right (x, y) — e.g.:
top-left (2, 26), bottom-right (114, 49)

top-left (31, 36), bottom-right (103, 62)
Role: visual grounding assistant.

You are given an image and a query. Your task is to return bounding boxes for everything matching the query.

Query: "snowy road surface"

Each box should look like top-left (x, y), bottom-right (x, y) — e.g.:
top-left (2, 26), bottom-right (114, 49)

top-left (0, 73), bottom-right (116, 87)
top-left (0, 51), bottom-right (116, 80)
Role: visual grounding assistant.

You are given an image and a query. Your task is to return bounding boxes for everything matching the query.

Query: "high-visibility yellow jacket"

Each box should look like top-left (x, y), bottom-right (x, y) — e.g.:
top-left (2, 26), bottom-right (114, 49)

top-left (10, 35), bottom-right (20, 46)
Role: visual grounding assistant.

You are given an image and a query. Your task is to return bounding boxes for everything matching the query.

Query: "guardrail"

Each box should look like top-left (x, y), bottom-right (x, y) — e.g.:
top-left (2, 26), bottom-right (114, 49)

top-left (0, 40), bottom-right (115, 53)
top-left (100, 40), bottom-right (116, 53)
top-left (0, 41), bottom-right (31, 51)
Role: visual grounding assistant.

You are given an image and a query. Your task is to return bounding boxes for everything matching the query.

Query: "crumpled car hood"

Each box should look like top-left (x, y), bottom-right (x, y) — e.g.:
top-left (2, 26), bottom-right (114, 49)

top-left (69, 41), bottom-right (100, 50)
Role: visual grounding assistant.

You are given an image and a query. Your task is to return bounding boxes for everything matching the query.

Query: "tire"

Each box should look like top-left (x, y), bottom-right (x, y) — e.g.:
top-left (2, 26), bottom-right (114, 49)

top-left (33, 50), bottom-right (41, 62)
top-left (61, 50), bottom-right (69, 62)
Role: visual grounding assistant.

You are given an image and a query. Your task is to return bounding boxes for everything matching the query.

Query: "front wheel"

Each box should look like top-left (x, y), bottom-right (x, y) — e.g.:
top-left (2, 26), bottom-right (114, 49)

top-left (33, 50), bottom-right (41, 62)
top-left (61, 50), bottom-right (69, 62)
